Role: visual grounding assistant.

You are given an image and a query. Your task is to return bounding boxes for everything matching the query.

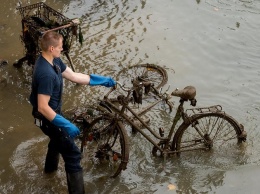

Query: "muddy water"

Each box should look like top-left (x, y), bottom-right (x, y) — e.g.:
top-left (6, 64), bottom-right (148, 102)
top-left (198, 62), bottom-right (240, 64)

top-left (0, 0), bottom-right (260, 193)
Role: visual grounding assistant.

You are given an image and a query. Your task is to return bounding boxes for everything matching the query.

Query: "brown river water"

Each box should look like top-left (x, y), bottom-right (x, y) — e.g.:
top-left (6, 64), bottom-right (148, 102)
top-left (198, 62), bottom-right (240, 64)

top-left (0, 0), bottom-right (260, 193)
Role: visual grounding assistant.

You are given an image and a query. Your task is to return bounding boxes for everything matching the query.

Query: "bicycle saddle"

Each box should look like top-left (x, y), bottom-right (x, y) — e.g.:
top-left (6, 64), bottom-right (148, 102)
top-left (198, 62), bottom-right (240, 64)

top-left (171, 86), bottom-right (196, 100)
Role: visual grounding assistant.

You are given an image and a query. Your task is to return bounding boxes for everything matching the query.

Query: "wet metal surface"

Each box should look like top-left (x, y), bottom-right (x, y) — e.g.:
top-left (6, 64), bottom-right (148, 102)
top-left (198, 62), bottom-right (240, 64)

top-left (0, 0), bottom-right (260, 193)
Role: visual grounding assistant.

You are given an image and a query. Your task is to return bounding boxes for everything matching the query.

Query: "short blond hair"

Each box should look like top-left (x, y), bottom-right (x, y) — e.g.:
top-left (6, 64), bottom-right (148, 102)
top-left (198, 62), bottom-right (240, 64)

top-left (40, 31), bottom-right (63, 51)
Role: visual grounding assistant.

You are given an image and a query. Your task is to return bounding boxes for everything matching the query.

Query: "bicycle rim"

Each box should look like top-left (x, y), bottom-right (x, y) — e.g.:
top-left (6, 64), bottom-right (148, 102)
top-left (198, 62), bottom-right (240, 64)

top-left (116, 63), bottom-right (168, 89)
top-left (174, 112), bottom-right (242, 156)
top-left (81, 115), bottom-right (129, 178)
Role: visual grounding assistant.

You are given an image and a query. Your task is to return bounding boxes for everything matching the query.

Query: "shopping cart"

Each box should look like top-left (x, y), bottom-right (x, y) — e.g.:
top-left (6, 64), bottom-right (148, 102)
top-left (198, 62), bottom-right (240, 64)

top-left (14, 2), bottom-right (82, 71)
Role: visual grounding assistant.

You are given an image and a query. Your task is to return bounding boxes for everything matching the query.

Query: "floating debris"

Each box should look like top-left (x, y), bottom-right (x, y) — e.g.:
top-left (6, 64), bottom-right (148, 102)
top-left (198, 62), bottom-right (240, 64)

top-left (0, 59), bottom-right (8, 67)
top-left (168, 184), bottom-right (176, 190)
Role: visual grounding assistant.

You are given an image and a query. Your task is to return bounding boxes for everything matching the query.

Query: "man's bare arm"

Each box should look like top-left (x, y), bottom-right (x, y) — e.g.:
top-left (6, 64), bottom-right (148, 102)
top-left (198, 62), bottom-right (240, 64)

top-left (62, 66), bottom-right (90, 84)
top-left (37, 94), bottom-right (57, 121)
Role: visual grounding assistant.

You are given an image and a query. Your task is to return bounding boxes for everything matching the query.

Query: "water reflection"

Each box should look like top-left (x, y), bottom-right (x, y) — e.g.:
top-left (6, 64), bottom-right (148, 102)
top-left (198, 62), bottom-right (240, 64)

top-left (9, 136), bottom-right (69, 193)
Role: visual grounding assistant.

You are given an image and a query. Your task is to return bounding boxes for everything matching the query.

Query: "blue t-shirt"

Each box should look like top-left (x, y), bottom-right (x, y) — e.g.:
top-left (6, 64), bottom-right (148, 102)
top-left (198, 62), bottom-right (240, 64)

top-left (30, 55), bottom-right (66, 112)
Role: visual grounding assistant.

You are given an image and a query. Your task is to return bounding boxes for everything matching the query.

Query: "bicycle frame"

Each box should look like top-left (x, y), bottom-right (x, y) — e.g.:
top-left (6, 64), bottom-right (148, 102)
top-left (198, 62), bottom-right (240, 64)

top-left (78, 80), bottom-right (246, 178)
top-left (99, 84), bottom-right (195, 155)
top-left (74, 72), bottom-right (246, 178)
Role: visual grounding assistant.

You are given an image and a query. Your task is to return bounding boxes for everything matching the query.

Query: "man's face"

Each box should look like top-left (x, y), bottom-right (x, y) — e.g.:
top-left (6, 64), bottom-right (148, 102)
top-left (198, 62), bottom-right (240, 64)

top-left (51, 38), bottom-right (63, 58)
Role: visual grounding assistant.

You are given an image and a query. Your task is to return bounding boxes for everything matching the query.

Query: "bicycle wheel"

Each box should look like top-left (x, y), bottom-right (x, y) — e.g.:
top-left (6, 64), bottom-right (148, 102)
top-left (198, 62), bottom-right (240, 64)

top-left (80, 114), bottom-right (129, 178)
top-left (173, 112), bottom-right (245, 156)
top-left (116, 63), bottom-right (168, 89)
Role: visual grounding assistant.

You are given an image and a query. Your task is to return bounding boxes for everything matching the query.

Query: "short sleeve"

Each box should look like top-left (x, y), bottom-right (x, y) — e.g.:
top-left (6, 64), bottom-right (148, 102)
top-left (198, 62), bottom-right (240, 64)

top-left (37, 75), bottom-right (54, 96)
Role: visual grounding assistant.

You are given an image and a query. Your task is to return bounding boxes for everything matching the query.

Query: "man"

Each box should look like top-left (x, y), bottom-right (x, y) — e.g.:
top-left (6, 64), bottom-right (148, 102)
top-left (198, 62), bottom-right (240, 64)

top-left (29, 31), bottom-right (116, 194)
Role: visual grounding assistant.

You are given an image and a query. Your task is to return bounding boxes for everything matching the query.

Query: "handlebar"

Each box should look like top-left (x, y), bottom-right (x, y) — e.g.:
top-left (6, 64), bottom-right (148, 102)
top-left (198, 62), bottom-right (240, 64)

top-left (115, 81), bottom-right (132, 92)
top-left (115, 81), bottom-right (172, 99)
top-left (112, 82), bottom-right (197, 101)
top-left (104, 81), bottom-right (196, 107)
top-left (103, 81), bottom-right (132, 99)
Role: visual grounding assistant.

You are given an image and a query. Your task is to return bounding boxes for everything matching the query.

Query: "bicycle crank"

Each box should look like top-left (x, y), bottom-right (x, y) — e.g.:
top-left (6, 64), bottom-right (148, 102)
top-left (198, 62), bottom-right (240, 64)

top-left (152, 141), bottom-right (171, 157)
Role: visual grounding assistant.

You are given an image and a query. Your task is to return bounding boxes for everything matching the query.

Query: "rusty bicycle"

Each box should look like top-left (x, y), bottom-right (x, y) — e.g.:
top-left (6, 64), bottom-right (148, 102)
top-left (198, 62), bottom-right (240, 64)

top-left (70, 64), bottom-right (247, 177)
top-left (76, 69), bottom-right (247, 178)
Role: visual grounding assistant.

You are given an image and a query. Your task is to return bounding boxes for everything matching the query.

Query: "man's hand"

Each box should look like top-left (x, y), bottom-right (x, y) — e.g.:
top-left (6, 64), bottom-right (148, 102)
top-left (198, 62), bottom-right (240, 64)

top-left (89, 74), bottom-right (116, 87)
top-left (51, 114), bottom-right (80, 138)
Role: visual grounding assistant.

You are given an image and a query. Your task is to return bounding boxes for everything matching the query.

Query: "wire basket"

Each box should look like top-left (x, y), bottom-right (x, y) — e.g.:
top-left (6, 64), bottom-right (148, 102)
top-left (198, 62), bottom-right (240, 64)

top-left (15, 2), bottom-right (81, 69)
top-left (17, 2), bottom-right (70, 24)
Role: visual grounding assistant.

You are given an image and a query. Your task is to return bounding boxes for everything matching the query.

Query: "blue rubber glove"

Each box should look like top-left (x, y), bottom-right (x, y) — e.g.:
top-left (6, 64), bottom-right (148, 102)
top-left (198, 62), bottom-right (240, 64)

top-left (51, 114), bottom-right (80, 138)
top-left (89, 74), bottom-right (116, 87)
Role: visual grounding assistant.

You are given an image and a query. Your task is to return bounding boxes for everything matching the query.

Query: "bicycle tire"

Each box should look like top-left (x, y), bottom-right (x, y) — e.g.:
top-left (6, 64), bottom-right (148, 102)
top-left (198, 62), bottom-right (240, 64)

top-left (116, 63), bottom-right (168, 89)
top-left (173, 112), bottom-right (244, 156)
top-left (80, 114), bottom-right (129, 178)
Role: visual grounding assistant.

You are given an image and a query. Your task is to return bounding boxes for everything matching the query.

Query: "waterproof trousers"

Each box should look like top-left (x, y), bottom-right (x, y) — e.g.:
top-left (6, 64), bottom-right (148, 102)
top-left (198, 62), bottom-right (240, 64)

top-left (40, 117), bottom-right (85, 194)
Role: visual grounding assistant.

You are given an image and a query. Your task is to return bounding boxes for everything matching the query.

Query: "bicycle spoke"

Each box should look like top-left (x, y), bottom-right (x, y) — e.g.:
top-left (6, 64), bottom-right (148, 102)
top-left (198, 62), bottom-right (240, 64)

top-left (179, 139), bottom-right (205, 149)
top-left (175, 112), bottom-right (242, 156)
top-left (81, 116), bottom-right (129, 178)
top-left (116, 63), bottom-right (168, 89)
